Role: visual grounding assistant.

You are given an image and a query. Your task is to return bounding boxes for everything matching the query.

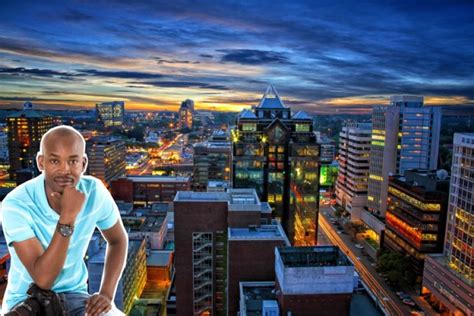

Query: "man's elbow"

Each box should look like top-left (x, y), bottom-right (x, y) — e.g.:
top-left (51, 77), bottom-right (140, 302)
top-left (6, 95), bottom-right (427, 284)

top-left (34, 277), bottom-right (53, 290)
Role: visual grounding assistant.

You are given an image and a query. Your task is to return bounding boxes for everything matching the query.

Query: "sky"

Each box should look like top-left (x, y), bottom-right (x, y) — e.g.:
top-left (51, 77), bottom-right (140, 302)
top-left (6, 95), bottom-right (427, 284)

top-left (0, 0), bottom-right (473, 114)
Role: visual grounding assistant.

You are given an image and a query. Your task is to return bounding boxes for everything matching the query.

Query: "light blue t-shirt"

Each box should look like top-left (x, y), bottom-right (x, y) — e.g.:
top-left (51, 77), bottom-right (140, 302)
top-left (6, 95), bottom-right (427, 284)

top-left (1, 174), bottom-right (120, 312)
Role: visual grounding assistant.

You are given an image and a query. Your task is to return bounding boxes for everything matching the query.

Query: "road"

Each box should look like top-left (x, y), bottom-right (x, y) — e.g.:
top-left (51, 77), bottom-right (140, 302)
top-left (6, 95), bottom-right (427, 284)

top-left (319, 206), bottom-right (412, 316)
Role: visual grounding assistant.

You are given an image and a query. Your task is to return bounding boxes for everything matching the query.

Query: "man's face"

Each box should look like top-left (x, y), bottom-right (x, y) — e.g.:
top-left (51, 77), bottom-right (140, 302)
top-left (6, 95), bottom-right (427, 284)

top-left (37, 134), bottom-right (87, 194)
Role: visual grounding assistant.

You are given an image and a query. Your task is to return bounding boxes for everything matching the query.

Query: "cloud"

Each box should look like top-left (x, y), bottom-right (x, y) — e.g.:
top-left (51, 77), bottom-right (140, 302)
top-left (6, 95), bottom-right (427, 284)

top-left (78, 69), bottom-right (164, 79)
top-left (0, 67), bottom-right (76, 77)
top-left (132, 81), bottom-right (229, 90)
top-left (153, 57), bottom-right (200, 64)
top-left (218, 49), bottom-right (291, 65)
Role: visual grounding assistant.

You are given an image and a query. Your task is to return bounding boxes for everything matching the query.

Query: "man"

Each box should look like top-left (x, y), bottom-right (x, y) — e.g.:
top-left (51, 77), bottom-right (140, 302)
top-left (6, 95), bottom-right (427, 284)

top-left (1, 125), bottom-right (128, 315)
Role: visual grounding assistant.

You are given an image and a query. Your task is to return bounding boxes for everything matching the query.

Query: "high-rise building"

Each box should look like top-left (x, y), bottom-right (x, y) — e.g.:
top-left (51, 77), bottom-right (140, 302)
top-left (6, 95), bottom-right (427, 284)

top-left (233, 85), bottom-right (320, 246)
top-left (86, 137), bottom-right (126, 185)
top-left (96, 101), bottom-right (125, 128)
top-left (365, 96), bottom-right (441, 246)
top-left (174, 188), bottom-right (282, 316)
top-left (179, 99), bottom-right (194, 129)
top-left (384, 170), bottom-right (449, 277)
top-left (422, 134), bottom-right (474, 315)
top-left (193, 130), bottom-right (232, 190)
top-left (335, 123), bottom-right (372, 222)
top-left (6, 109), bottom-right (53, 179)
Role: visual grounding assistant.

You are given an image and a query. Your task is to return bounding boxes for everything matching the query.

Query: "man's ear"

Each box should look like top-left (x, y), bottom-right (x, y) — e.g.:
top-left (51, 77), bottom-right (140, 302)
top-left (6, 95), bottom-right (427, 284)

top-left (37, 153), bottom-right (44, 172)
top-left (82, 154), bottom-right (88, 173)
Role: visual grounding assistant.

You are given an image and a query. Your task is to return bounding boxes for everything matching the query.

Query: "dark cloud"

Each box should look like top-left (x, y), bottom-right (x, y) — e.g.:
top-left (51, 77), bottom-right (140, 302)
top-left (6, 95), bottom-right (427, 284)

top-left (133, 81), bottom-right (229, 90)
top-left (153, 57), bottom-right (200, 64)
top-left (78, 69), bottom-right (164, 79)
top-left (218, 49), bottom-right (291, 65)
top-left (0, 67), bottom-right (77, 78)
top-left (199, 54), bottom-right (213, 58)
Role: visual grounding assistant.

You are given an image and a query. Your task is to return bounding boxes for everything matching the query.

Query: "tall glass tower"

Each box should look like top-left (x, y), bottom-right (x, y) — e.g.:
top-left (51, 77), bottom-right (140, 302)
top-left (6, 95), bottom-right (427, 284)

top-left (232, 86), bottom-right (320, 245)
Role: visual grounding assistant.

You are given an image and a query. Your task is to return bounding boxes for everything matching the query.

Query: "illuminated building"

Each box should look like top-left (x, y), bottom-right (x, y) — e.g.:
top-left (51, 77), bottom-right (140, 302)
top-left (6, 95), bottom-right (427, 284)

top-left (0, 131), bottom-right (8, 162)
top-left (111, 176), bottom-right (191, 205)
top-left (335, 123), bottom-right (372, 222)
top-left (88, 238), bottom-right (147, 314)
top-left (95, 101), bottom-right (125, 128)
top-left (232, 85), bottom-right (320, 246)
top-left (173, 189), bottom-right (279, 316)
top-left (384, 170), bottom-right (449, 276)
top-left (86, 137), bottom-right (126, 185)
top-left (422, 134), bottom-right (474, 316)
top-left (365, 96), bottom-right (441, 247)
top-left (6, 109), bottom-right (53, 179)
top-left (179, 99), bottom-right (193, 129)
top-left (193, 130), bottom-right (232, 191)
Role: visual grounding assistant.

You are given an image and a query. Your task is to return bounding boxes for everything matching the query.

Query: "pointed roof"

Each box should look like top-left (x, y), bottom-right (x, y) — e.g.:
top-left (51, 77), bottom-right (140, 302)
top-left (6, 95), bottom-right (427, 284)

top-left (257, 85), bottom-right (287, 109)
top-left (238, 109), bottom-right (257, 119)
top-left (292, 111), bottom-right (312, 120)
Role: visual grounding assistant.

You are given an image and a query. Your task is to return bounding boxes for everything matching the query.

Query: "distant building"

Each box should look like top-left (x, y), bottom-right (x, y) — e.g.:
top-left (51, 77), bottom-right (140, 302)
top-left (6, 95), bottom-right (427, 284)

top-left (316, 133), bottom-right (336, 164)
top-left (193, 130), bottom-right (232, 190)
top-left (173, 189), bottom-right (283, 316)
top-left (88, 238), bottom-right (147, 314)
top-left (179, 99), bottom-right (193, 129)
top-left (422, 134), bottom-right (474, 316)
top-left (6, 109), bottom-right (53, 179)
top-left (335, 123), bottom-right (372, 222)
top-left (86, 137), bottom-right (126, 185)
top-left (365, 96), bottom-right (441, 247)
top-left (233, 85), bottom-right (320, 246)
top-left (275, 246), bottom-right (354, 316)
top-left (96, 101), bottom-right (125, 128)
top-left (384, 169), bottom-right (449, 277)
top-left (0, 132), bottom-right (8, 162)
top-left (111, 176), bottom-right (191, 205)
top-left (122, 209), bottom-right (168, 250)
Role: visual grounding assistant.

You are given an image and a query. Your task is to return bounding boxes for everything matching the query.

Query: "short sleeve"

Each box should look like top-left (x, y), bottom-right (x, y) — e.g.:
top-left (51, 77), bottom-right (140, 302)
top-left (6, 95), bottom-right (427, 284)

top-left (1, 199), bottom-right (36, 247)
top-left (95, 180), bottom-right (120, 231)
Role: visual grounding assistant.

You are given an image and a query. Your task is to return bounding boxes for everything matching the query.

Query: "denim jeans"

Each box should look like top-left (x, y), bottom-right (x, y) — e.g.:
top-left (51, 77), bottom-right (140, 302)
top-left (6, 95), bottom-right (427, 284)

top-left (59, 292), bottom-right (123, 316)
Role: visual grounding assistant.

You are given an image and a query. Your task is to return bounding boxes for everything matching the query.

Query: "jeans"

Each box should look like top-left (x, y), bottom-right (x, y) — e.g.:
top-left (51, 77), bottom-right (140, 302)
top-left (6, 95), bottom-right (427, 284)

top-left (59, 293), bottom-right (124, 316)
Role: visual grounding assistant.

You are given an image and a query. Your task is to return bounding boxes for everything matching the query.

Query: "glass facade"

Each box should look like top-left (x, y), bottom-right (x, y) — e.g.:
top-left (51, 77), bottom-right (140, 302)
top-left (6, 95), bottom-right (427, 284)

top-left (445, 134), bottom-right (474, 285)
top-left (232, 86), bottom-right (320, 245)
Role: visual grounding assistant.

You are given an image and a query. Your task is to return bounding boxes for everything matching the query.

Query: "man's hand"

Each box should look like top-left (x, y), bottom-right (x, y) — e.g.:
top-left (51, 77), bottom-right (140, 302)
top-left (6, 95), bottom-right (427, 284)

top-left (51, 186), bottom-right (86, 223)
top-left (86, 293), bottom-right (112, 316)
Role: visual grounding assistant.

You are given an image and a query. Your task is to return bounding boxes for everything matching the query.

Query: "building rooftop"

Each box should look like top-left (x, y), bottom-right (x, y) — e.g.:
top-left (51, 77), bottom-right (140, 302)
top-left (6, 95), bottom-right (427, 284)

top-left (229, 223), bottom-right (289, 244)
top-left (256, 85), bottom-right (287, 109)
top-left (239, 282), bottom-right (276, 316)
top-left (147, 250), bottom-right (173, 267)
top-left (239, 109), bottom-right (258, 119)
top-left (175, 189), bottom-right (262, 212)
top-left (124, 176), bottom-right (190, 183)
top-left (277, 246), bottom-right (352, 268)
top-left (292, 111), bottom-right (312, 120)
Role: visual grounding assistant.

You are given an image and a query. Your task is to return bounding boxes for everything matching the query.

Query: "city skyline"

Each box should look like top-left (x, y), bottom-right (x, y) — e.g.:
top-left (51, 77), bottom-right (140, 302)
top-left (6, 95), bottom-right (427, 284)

top-left (1, 0), bottom-right (474, 114)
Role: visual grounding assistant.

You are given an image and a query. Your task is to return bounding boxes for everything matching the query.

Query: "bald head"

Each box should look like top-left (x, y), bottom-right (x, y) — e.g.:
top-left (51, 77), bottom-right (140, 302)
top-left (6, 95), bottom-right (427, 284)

top-left (39, 125), bottom-right (86, 156)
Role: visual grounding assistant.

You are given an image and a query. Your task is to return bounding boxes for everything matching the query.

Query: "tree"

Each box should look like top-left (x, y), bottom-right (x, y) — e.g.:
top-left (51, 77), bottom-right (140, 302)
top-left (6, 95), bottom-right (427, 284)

top-left (376, 251), bottom-right (416, 289)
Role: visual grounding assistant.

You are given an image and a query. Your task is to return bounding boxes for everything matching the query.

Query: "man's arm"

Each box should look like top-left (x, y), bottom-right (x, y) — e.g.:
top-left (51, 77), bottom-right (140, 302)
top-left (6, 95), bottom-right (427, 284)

top-left (12, 188), bottom-right (85, 289)
top-left (13, 222), bottom-right (71, 289)
top-left (86, 220), bottom-right (128, 316)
